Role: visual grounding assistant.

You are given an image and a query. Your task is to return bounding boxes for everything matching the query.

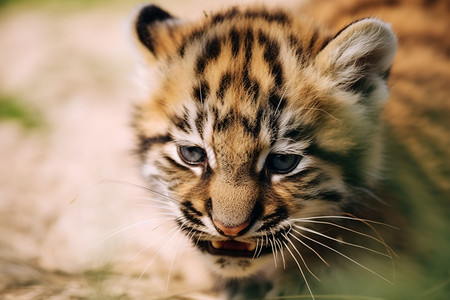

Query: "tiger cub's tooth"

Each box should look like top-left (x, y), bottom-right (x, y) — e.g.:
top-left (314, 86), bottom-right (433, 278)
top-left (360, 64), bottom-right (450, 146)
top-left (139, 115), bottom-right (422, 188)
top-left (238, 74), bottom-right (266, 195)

top-left (247, 242), bottom-right (256, 251)
top-left (211, 241), bottom-right (223, 249)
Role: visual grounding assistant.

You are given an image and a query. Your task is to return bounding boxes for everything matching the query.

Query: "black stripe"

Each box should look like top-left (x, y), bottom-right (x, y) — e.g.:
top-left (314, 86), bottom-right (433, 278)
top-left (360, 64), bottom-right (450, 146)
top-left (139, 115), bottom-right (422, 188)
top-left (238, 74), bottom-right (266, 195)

top-left (269, 123), bottom-right (280, 147)
top-left (242, 69), bottom-right (251, 92)
top-left (268, 91), bottom-right (285, 112)
top-left (179, 9), bottom-right (289, 59)
top-left (202, 164), bottom-right (213, 181)
top-left (262, 36), bottom-right (280, 63)
top-left (205, 197), bottom-right (213, 215)
top-left (214, 111), bottom-right (234, 132)
top-left (195, 110), bottom-right (205, 139)
top-left (177, 219), bottom-right (204, 232)
top-left (241, 114), bottom-right (261, 139)
top-left (182, 212), bottom-right (204, 226)
top-left (254, 108), bottom-right (263, 136)
top-left (305, 142), bottom-right (364, 184)
top-left (288, 34), bottom-right (306, 63)
top-left (173, 114), bottom-right (191, 133)
top-left (178, 27), bottom-right (205, 57)
top-left (192, 80), bottom-right (210, 103)
top-left (243, 77), bottom-right (260, 102)
top-left (217, 72), bottom-right (232, 100)
top-left (259, 206), bottom-right (289, 232)
top-left (244, 29), bottom-right (254, 62)
top-left (181, 201), bottom-right (204, 217)
top-left (308, 29), bottom-right (318, 52)
top-left (229, 28), bottom-right (240, 57)
top-left (318, 36), bottom-right (333, 52)
top-left (317, 191), bottom-right (342, 202)
top-left (257, 29), bottom-right (268, 45)
top-left (250, 80), bottom-right (260, 102)
top-left (196, 37), bottom-right (222, 74)
top-left (283, 167), bottom-right (319, 182)
top-left (211, 6), bottom-right (239, 25)
top-left (178, 42), bottom-right (186, 57)
top-left (267, 11), bottom-right (290, 24)
top-left (244, 9), bottom-right (290, 25)
top-left (210, 7), bottom-right (289, 26)
top-left (271, 62), bottom-right (283, 86)
top-left (138, 134), bottom-right (172, 155)
top-left (283, 124), bottom-right (314, 141)
top-left (304, 175), bottom-right (326, 188)
top-left (258, 30), bottom-right (284, 86)
top-left (241, 29), bottom-right (255, 95)
top-left (162, 155), bottom-right (191, 173)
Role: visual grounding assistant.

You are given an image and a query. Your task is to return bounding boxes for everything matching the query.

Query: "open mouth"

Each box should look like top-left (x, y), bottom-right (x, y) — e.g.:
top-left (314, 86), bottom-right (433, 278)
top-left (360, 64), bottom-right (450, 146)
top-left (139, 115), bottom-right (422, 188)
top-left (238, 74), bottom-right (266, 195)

top-left (196, 240), bottom-right (271, 258)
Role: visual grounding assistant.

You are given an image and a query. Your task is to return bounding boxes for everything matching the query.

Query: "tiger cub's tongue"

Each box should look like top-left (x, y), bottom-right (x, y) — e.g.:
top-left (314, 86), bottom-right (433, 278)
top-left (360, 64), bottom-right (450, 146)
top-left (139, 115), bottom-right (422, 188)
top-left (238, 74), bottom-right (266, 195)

top-left (211, 240), bottom-right (256, 252)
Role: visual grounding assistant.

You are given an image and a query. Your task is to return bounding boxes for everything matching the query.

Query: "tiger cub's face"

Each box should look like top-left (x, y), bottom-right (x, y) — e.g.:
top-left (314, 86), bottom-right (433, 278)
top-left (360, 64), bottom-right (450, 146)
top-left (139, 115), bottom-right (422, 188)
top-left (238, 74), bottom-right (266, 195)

top-left (132, 5), bottom-right (396, 278)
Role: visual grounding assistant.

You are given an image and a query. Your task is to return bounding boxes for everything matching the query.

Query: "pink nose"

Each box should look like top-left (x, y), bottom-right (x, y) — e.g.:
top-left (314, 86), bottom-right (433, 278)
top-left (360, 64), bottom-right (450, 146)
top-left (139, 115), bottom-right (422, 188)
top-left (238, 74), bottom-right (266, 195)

top-left (213, 219), bottom-right (250, 237)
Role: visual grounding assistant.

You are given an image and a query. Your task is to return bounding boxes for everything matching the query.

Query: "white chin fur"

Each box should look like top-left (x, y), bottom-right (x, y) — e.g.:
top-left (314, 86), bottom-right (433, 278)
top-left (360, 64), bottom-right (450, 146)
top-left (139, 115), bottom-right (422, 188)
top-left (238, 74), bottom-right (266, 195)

top-left (202, 253), bottom-right (275, 278)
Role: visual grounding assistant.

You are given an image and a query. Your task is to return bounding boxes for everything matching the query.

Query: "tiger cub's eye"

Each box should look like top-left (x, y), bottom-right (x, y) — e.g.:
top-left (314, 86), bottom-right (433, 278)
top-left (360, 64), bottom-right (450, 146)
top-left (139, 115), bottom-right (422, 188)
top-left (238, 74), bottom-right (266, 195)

top-left (266, 154), bottom-right (302, 174)
top-left (178, 146), bottom-right (207, 165)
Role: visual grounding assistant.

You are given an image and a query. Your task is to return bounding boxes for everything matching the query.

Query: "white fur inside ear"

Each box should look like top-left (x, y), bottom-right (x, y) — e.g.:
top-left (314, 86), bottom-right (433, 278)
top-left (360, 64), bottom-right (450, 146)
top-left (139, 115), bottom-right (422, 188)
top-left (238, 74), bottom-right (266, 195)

top-left (318, 18), bottom-right (397, 79)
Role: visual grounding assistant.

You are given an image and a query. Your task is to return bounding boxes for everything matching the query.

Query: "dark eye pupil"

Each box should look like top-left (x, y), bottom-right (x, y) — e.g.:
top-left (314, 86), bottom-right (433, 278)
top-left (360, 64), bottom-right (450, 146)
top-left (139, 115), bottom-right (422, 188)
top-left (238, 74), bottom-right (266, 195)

top-left (179, 146), bottom-right (206, 164)
top-left (267, 154), bottom-right (301, 174)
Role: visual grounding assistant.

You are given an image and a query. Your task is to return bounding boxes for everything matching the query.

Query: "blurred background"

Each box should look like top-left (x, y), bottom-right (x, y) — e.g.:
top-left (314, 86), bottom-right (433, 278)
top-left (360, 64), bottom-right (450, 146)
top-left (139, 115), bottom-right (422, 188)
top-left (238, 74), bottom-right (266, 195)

top-left (0, 0), bottom-right (448, 299)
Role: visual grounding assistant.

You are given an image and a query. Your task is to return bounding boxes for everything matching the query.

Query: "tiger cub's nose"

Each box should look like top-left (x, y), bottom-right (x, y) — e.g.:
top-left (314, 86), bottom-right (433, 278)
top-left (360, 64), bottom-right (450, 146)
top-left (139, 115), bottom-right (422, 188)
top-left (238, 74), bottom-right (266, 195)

top-left (213, 219), bottom-right (250, 237)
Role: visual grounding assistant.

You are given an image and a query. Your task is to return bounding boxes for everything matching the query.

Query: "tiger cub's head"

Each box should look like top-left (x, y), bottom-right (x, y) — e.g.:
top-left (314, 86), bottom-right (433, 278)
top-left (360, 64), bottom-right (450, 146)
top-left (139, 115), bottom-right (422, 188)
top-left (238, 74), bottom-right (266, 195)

top-left (132, 5), bottom-right (396, 278)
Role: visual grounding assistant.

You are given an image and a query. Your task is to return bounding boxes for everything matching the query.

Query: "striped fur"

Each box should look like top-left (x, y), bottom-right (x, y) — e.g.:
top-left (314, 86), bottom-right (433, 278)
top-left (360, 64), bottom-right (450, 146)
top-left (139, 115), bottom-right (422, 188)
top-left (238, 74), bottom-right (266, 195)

top-left (132, 4), bottom-right (398, 298)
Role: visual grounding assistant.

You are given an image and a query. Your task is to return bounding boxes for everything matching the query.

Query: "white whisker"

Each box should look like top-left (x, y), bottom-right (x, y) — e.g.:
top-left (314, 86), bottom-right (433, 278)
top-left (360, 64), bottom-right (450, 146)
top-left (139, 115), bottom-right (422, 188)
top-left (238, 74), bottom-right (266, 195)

top-left (292, 216), bottom-right (398, 229)
top-left (294, 224), bottom-right (392, 258)
top-left (292, 219), bottom-right (388, 246)
top-left (292, 229), bottom-right (394, 285)
top-left (107, 218), bottom-right (175, 248)
top-left (268, 237), bottom-right (278, 268)
top-left (288, 232), bottom-right (329, 267)
top-left (350, 185), bottom-right (386, 204)
top-left (145, 212), bottom-right (179, 218)
top-left (252, 238), bottom-right (260, 260)
top-left (195, 232), bottom-right (204, 248)
top-left (165, 232), bottom-right (186, 296)
top-left (171, 227), bottom-right (194, 268)
top-left (94, 217), bottom-right (174, 247)
top-left (275, 236), bottom-right (287, 269)
top-left (271, 232), bottom-right (280, 267)
top-left (282, 233), bottom-right (320, 282)
top-left (135, 228), bottom-right (180, 286)
top-left (99, 179), bottom-right (179, 203)
top-left (292, 217), bottom-right (398, 258)
top-left (133, 204), bottom-right (175, 211)
top-left (133, 196), bottom-right (178, 207)
top-left (282, 241), bottom-right (316, 300)
top-left (131, 226), bottom-right (180, 260)
top-left (299, 106), bottom-right (341, 123)
top-left (256, 236), bottom-right (265, 258)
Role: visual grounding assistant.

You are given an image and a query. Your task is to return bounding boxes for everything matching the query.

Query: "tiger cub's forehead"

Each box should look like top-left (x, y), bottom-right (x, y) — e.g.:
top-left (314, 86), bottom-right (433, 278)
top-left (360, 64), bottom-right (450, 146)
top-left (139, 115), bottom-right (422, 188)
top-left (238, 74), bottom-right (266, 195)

top-left (156, 7), bottom-right (333, 136)
top-left (170, 11), bottom-right (322, 85)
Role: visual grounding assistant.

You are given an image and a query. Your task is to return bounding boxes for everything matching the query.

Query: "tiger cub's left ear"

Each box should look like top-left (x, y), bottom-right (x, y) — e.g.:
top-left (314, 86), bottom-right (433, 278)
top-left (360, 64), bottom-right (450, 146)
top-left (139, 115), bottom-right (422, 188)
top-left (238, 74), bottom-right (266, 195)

top-left (316, 18), bottom-right (397, 96)
top-left (133, 5), bottom-right (183, 60)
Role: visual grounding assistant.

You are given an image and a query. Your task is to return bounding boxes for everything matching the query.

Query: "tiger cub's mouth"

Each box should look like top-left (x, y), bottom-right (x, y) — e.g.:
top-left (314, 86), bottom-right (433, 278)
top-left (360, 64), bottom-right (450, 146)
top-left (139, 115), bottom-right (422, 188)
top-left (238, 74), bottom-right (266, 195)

top-left (197, 240), bottom-right (271, 258)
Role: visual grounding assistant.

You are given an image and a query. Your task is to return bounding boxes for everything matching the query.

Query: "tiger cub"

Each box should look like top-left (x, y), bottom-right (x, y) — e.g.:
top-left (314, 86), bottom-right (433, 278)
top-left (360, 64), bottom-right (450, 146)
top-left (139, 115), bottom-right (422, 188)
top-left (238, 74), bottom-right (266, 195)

top-left (131, 4), bottom-right (406, 299)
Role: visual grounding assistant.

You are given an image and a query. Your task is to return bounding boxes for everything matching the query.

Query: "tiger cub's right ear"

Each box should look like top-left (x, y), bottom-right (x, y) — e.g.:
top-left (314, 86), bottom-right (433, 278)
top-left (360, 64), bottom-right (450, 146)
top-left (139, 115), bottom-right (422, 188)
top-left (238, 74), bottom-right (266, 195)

top-left (133, 5), bottom-right (182, 60)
